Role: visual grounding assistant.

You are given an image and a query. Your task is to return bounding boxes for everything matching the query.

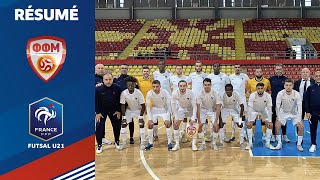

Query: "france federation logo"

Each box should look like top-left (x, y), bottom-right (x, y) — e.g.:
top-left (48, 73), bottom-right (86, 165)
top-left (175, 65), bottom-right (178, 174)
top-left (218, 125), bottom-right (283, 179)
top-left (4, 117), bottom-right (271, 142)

top-left (29, 97), bottom-right (63, 141)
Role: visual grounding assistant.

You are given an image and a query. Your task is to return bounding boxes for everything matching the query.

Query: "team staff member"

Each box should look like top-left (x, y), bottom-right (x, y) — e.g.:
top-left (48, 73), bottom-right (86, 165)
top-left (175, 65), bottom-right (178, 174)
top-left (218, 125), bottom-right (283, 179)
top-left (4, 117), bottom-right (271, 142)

top-left (114, 64), bottom-right (135, 144)
top-left (95, 73), bottom-right (122, 153)
top-left (304, 71), bottom-right (320, 153)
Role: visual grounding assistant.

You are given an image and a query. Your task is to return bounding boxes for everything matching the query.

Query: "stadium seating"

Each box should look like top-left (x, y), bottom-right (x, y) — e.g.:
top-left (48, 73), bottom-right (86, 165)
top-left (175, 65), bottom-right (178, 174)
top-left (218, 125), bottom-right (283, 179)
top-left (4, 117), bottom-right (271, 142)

top-left (95, 19), bottom-right (145, 60)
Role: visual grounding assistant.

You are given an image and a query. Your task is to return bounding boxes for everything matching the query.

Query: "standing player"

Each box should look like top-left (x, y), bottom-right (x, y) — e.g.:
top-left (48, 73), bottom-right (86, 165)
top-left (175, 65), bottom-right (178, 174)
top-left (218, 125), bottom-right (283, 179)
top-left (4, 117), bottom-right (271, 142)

top-left (274, 79), bottom-right (304, 151)
top-left (207, 63), bottom-right (230, 142)
top-left (229, 64), bottom-right (249, 141)
top-left (170, 65), bottom-right (189, 93)
top-left (247, 67), bottom-right (271, 140)
top-left (246, 83), bottom-right (275, 150)
top-left (119, 76), bottom-right (146, 150)
top-left (145, 80), bottom-right (172, 151)
top-left (188, 61), bottom-right (207, 140)
top-left (196, 78), bottom-right (222, 150)
top-left (153, 60), bottom-right (172, 140)
top-left (136, 65), bottom-right (154, 100)
top-left (171, 80), bottom-right (197, 151)
top-left (219, 84), bottom-right (246, 149)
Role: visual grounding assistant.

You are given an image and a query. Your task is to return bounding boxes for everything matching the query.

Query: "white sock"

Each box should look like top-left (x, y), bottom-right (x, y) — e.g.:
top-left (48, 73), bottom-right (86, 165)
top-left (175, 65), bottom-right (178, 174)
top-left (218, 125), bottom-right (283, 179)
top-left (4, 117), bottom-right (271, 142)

top-left (174, 129), bottom-right (180, 145)
top-left (148, 129), bottom-right (153, 145)
top-left (243, 121), bottom-right (248, 139)
top-left (219, 128), bottom-right (224, 143)
top-left (231, 121), bottom-right (236, 138)
top-left (297, 136), bottom-right (303, 146)
top-left (266, 128), bottom-right (272, 144)
top-left (223, 125), bottom-right (227, 139)
top-left (247, 128), bottom-right (253, 145)
top-left (192, 137), bottom-right (197, 146)
top-left (153, 125), bottom-right (158, 137)
top-left (166, 128), bottom-right (172, 144)
top-left (121, 128), bottom-right (127, 144)
top-left (203, 123), bottom-right (207, 135)
top-left (182, 122), bottom-right (187, 131)
top-left (140, 128), bottom-right (145, 145)
top-left (213, 132), bottom-right (218, 144)
top-left (239, 128), bottom-right (244, 144)
top-left (276, 135), bottom-right (281, 142)
top-left (198, 132), bottom-right (205, 144)
top-left (210, 123), bottom-right (214, 137)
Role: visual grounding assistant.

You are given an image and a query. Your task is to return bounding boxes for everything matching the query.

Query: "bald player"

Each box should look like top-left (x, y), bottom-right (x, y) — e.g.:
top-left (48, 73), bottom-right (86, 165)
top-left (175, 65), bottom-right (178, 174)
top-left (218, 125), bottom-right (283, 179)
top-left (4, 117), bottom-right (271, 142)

top-left (95, 63), bottom-right (105, 87)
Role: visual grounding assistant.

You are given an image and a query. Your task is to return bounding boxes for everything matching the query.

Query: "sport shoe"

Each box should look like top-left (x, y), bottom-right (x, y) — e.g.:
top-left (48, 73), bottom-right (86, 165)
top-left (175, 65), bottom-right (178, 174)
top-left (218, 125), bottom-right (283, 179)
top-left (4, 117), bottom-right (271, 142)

top-left (265, 142), bottom-right (276, 150)
top-left (282, 135), bottom-right (290, 143)
top-left (205, 134), bottom-right (212, 142)
top-left (198, 144), bottom-right (206, 151)
top-left (130, 138), bottom-right (135, 144)
top-left (297, 145), bottom-right (304, 152)
top-left (212, 143), bottom-right (219, 151)
top-left (192, 143), bottom-right (197, 151)
top-left (140, 144), bottom-right (146, 150)
top-left (217, 142), bottom-right (224, 149)
top-left (274, 143), bottom-right (282, 150)
top-left (168, 143), bottom-right (173, 151)
top-left (245, 143), bottom-right (253, 150)
top-left (271, 135), bottom-right (276, 142)
top-left (240, 142), bottom-right (246, 150)
top-left (309, 145), bottom-right (317, 153)
top-left (102, 138), bottom-right (112, 145)
top-left (153, 135), bottom-right (159, 141)
top-left (96, 145), bottom-right (103, 154)
top-left (118, 144), bottom-right (127, 151)
top-left (115, 141), bottom-right (120, 150)
top-left (172, 144), bottom-right (180, 151)
top-left (145, 143), bottom-right (153, 151)
top-left (224, 138), bottom-right (231, 143)
top-left (181, 131), bottom-right (187, 143)
top-left (230, 137), bottom-right (236, 142)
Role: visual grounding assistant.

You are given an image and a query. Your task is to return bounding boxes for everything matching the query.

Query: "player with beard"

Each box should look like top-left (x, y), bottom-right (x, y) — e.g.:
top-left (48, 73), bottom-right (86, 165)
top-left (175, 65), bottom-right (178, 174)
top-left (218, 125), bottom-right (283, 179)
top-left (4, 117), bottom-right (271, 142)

top-left (170, 65), bottom-right (189, 93)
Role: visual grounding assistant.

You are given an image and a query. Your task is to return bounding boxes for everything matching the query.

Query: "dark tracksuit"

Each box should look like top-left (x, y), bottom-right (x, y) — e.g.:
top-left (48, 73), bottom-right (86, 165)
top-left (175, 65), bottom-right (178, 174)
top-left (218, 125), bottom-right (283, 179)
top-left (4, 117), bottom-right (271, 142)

top-left (95, 84), bottom-right (122, 146)
top-left (95, 74), bottom-right (103, 85)
top-left (269, 75), bottom-right (287, 135)
top-left (304, 83), bottom-right (320, 146)
top-left (114, 74), bottom-right (135, 138)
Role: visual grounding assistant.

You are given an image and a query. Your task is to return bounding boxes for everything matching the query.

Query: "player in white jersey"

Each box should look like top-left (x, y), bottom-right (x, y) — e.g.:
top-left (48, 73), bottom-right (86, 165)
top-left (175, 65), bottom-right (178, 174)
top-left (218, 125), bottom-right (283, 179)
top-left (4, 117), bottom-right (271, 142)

top-left (274, 79), bottom-right (304, 151)
top-left (119, 76), bottom-right (146, 150)
top-left (219, 84), bottom-right (246, 149)
top-left (246, 83), bottom-right (275, 150)
top-left (196, 78), bottom-right (222, 150)
top-left (229, 64), bottom-right (249, 141)
top-left (207, 63), bottom-right (230, 142)
top-left (171, 80), bottom-right (197, 151)
top-left (170, 65), bottom-right (189, 93)
top-left (152, 59), bottom-right (172, 141)
top-left (144, 80), bottom-right (173, 151)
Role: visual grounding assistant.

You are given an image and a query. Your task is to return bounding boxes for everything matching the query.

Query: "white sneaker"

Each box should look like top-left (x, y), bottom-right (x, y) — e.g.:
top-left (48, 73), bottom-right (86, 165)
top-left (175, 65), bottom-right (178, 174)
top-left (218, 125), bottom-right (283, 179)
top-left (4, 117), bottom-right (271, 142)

top-left (265, 142), bottom-right (276, 150)
top-left (198, 144), bottom-right (206, 151)
top-left (309, 145), bottom-right (317, 153)
top-left (172, 144), bottom-right (180, 151)
top-left (240, 143), bottom-right (246, 150)
top-left (271, 135), bottom-right (276, 142)
top-left (245, 143), bottom-right (253, 150)
top-left (140, 144), bottom-right (146, 150)
top-left (282, 135), bottom-right (290, 143)
top-left (297, 145), bottom-right (304, 152)
top-left (274, 143), bottom-right (282, 150)
top-left (192, 143), bottom-right (198, 151)
top-left (96, 145), bottom-right (103, 154)
top-left (212, 143), bottom-right (219, 151)
top-left (102, 138), bottom-right (112, 145)
top-left (180, 131), bottom-right (187, 143)
top-left (115, 142), bottom-right (120, 150)
top-left (118, 144), bottom-right (127, 151)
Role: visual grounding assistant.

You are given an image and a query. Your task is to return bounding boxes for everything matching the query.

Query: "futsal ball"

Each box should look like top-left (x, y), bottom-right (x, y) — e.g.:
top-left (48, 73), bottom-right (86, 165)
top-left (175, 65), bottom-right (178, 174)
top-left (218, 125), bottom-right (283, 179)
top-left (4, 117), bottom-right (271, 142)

top-left (39, 57), bottom-right (54, 72)
top-left (186, 124), bottom-right (198, 141)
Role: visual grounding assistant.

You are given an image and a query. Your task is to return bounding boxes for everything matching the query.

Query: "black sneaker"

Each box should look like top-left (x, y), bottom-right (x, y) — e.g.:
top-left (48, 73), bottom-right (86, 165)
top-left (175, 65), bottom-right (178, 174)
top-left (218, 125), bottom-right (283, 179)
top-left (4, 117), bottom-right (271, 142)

top-left (130, 137), bottom-right (135, 144)
top-left (230, 137), bottom-right (236, 142)
top-left (145, 143), bottom-right (153, 151)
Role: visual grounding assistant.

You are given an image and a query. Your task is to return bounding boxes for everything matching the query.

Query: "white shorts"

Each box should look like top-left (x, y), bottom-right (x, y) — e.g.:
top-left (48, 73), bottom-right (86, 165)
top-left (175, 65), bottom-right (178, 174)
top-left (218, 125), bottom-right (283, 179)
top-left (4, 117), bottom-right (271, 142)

top-left (151, 113), bottom-right (170, 123)
top-left (125, 110), bottom-right (141, 123)
top-left (278, 112), bottom-right (301, 126)
top-left (200, 110), bottom-right (216, 124)
top-left (176, 108), bottom-right (193, 121)
top-left (248, 110), bottom-right (271, 122)
top-left (221, 108), bottom-right (240, 124)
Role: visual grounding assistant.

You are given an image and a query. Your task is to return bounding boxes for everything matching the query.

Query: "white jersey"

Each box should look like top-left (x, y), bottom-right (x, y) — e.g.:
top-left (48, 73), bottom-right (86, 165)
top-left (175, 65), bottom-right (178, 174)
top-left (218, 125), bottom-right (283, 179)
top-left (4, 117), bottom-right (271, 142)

top-left (276, 89), bottom-right (302, 115)
top-left (145, 89), bottom-right (171, 120)
top-left (220, 91), bottom-right (243, 110)
top-left (120, 88), bottom-right (145, 111)
top-left (172, 89), bottom-right (197, 119)
top-left (153, 71), bottom-right (172, 95)
top-left (188, 72), bottom-right (207, 96)
top-left (169, 75), bottom-right (189, 93)
top-left (248, 92), bottom-right (272, 112)
top-left (229, 73), bottom-right (249, 97)
top-left (207, 72), bottom-right (230, 93)
top-left (196, 89), bottom-right (221, 112)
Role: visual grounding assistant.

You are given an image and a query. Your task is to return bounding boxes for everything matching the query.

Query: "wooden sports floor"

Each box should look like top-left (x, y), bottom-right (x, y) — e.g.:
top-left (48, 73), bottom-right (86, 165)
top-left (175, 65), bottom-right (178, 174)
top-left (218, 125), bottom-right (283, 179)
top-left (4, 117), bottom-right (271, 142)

top-left (95, 120), bottom-right (320, 180)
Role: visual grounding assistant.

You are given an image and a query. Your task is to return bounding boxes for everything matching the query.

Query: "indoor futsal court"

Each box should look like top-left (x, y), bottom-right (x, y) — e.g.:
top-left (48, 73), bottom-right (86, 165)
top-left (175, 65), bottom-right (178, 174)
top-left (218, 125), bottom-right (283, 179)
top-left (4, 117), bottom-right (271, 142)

top-left (96, 119), bottom-right (320, 179)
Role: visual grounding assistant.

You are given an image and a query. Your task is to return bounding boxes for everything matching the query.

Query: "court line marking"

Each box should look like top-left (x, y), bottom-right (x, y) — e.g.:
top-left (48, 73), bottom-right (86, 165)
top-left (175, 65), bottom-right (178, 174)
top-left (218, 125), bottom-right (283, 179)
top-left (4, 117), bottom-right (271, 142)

top-left (140, 125), bottom-right (165, 180)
